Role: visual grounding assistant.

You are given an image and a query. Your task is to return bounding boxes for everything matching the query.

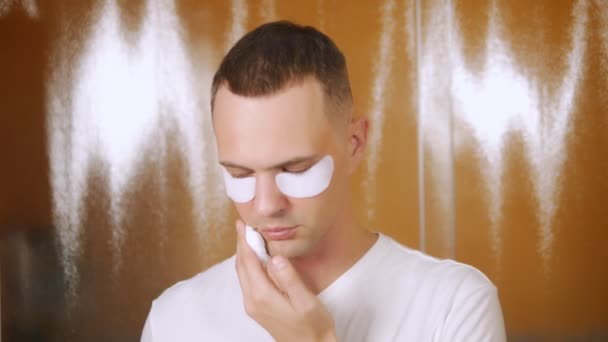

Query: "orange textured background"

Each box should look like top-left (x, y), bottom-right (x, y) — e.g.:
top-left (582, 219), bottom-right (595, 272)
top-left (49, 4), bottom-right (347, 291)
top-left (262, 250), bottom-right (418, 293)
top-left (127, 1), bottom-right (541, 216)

top-left (1, 1), bottom-right (606, 340)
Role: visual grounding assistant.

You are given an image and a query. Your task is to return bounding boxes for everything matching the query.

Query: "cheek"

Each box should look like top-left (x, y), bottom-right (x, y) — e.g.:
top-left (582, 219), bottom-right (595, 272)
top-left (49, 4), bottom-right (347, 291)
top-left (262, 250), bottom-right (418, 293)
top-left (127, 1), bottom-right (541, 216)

top-left (295, 186), bottom-right (342, 225)
top-left (319, 169), bottom-right (349, 215)
top-left (232, 202), bottom-right (256, 224)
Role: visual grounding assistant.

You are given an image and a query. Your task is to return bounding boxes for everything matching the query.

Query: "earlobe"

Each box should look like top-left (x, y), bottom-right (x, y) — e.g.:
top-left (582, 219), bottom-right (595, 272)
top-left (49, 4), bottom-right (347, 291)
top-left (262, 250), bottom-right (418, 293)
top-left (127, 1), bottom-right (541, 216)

top-left (351, 136), bottom-right (358, 156)
top-left (347, 118), bottom-right (368, 174)
top-left (351, 118), bottom-right (368, 157)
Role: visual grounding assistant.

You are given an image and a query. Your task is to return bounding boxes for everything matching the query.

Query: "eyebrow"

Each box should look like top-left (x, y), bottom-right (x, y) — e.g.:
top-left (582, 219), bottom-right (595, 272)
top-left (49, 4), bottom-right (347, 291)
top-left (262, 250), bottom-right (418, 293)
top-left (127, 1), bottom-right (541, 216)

top-left (219, 155), bottom-right (319, 172)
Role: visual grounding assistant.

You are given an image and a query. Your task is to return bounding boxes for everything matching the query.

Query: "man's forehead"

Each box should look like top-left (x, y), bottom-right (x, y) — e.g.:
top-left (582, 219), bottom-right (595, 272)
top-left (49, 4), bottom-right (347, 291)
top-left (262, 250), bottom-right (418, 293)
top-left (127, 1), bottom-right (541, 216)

top-left (213, 77), bottom-right (325, 114)
top-left (211, 77), bottom-right (339, 174)
top-left (216, 125), bottom-right (330, 172)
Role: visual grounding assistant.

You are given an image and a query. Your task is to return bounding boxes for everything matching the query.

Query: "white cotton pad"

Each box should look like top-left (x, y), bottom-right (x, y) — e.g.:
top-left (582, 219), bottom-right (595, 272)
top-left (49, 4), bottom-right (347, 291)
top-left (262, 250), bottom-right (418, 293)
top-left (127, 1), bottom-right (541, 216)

top-left (221, 168), bottom-right (256, 203)
top-left (275, 155), bottom-right (334, 198)
top-left (245, 224), bottom-right (269, 265)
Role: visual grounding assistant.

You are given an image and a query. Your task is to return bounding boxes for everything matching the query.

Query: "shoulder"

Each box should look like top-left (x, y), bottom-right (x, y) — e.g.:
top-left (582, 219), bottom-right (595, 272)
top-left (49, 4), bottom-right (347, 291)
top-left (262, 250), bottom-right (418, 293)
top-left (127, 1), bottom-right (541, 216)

top-left (378, 234), bottom-right (496, 296)
top-left (375, 234), bottom-right (505, 341)
top-left (151, 255), bottom-right (237, 315)
top-left (143, 256), bottom-right (246, 341)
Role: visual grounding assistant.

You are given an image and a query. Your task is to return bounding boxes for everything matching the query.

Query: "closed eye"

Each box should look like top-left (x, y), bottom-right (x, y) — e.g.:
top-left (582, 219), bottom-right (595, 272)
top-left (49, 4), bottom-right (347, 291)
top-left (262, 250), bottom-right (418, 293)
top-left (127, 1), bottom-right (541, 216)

top-left (224, 169), bottom-right (253, 179)
top-left (231, 173), bottom-right (253, 179)
top-left (282, 166), bottom-right (310, 174)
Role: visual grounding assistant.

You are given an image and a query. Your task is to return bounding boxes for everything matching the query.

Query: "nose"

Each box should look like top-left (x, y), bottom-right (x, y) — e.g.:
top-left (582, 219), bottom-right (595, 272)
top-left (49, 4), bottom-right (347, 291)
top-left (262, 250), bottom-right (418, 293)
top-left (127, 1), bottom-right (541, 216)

top-left (254, 173), bottom-right (288, 218)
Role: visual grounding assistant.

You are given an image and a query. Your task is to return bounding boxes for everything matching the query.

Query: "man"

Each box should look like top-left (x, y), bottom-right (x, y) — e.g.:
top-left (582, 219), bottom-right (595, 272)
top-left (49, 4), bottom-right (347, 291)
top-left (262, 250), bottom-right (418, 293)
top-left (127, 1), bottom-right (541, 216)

top-left (142, 21), bottom-right (506, 341)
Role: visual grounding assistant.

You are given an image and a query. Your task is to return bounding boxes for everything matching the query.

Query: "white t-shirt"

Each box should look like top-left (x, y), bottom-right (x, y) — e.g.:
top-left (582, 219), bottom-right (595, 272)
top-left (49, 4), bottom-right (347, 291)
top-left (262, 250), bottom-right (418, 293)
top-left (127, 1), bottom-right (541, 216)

top-left (141, 234), bottom-right (506, 341)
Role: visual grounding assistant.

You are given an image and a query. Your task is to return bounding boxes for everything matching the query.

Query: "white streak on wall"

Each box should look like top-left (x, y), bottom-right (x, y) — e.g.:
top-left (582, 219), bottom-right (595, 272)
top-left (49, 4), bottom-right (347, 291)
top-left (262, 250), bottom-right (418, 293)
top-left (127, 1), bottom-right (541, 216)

top-left (418, 0), bottom-right (455, 256)
top-left (366, 0), bottom-right (396, 220)
top-left (529, 0), bottom-right (587, 271)
top-left (21, 0), bottom-right (35, 17)
top-left (597, 0), bottom-right (608, 99)
top-left (415, 0), bottom-right (425, 252)
top-left (0, 0), bottom-right (38, 18)
top-left (423, 0), bottom-right (588, 271)
top-left (0, 0), bottom-right (9, 16)
top-left (259, 0), bottom-right (276, 22)
top-left (403, 0), bottom-right (416, 64)
top-left (227, 0), bottom-right (248, 48)
top-left (47, 0), bottom-right (223, 299)
top-left (317, 0), bottom-right (325, 30)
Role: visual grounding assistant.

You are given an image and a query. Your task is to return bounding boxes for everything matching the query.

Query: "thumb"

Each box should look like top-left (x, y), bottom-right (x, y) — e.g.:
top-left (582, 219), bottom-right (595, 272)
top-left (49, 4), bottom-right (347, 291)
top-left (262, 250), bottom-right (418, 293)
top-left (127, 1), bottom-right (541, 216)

top-left (268, 256), bottom-right (315, 308)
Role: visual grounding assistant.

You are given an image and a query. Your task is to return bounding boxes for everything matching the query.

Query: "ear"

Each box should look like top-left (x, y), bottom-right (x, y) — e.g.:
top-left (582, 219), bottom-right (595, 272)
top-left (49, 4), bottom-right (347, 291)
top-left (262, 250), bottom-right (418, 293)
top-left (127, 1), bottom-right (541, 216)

top-left (347, 117), bottom-right (369, 175)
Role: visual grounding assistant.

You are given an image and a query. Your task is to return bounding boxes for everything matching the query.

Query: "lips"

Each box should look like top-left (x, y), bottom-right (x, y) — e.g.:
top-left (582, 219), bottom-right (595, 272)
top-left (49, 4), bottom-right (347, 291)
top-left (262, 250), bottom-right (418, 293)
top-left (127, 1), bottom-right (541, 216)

top-left (260, 226), bottom-right (297, 241)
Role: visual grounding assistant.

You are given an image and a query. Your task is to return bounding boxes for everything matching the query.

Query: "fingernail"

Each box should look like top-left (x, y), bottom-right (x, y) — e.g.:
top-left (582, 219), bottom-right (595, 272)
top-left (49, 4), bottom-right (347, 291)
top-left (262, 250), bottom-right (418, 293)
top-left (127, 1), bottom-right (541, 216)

top-left (271, 256), bottom-right (287, 270)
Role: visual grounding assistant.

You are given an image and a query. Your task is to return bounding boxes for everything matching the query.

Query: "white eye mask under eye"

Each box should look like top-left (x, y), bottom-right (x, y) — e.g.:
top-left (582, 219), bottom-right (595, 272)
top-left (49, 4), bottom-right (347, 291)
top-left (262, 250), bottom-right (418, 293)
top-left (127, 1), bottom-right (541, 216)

top-left (221, 155), bottom-right (334, 202)
top-left (222, 168), bottom-right (256, 203)
top-left (275, 155), bottom-right (334, 198)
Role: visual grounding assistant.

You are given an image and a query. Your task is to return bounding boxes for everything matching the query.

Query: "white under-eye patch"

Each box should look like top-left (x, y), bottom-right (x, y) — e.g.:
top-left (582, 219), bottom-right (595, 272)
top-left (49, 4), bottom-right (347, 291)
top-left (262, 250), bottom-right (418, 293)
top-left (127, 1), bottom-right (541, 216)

top-left (222, 168), bottom-right (256, 203)
top-left (221, 155), bottom-right (335, 202)
top-left (275, 155), bottom-right (334, 198)
top-left (245, 224), bottom-right (269, 265)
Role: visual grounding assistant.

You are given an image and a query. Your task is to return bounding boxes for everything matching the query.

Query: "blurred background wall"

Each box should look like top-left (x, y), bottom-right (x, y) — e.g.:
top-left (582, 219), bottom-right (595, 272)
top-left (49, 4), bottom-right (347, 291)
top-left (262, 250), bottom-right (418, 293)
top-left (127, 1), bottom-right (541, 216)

top-left (0, 0), bottom-right (606, 340)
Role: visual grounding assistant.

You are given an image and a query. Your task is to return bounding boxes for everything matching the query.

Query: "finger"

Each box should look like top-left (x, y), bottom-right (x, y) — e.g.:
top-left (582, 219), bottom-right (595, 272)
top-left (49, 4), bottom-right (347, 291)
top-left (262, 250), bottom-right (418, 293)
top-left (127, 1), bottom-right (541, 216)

top-left (268, 255), bottom-right (317, 309)
top-left (235, 221), bottom-right (283, 301)
top-left (235, 219), bottom-right (244, 254)
top-left (236, 220), bottom-right (265, 273)
top-left (267, 261), bottom-right (288, 298)
top-left (234, 220), bottom-right (251, 291)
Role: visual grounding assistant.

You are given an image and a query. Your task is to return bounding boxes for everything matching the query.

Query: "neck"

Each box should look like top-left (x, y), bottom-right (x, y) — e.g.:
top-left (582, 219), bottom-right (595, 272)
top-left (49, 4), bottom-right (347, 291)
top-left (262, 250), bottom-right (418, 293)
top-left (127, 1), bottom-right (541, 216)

top-left (290, 203), bottom-right (378, 295)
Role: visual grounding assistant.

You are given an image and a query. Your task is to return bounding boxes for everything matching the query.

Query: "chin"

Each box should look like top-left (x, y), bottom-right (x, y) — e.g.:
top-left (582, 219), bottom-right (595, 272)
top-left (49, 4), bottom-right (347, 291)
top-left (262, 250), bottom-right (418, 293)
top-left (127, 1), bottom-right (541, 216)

top-left (268, 240), bottom-right (311, 259)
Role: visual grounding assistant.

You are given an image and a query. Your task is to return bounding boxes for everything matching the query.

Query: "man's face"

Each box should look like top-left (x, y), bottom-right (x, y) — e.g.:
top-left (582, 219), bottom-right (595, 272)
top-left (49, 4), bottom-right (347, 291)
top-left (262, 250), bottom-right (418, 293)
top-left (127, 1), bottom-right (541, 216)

top-left (213, 78), bottom-right (352, 258)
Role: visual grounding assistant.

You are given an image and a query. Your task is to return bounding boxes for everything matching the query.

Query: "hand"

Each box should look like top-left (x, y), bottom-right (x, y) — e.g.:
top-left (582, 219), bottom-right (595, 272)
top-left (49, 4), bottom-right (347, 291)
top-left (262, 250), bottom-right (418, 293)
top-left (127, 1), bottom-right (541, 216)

top-left (235, 220), bottom-right (337, 342)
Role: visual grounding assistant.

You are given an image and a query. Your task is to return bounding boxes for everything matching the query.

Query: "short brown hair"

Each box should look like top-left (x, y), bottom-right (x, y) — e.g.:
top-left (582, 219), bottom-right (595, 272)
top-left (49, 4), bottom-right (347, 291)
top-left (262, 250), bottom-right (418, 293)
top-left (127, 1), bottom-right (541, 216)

top-left (211, 21), bottom-right (353, 120)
